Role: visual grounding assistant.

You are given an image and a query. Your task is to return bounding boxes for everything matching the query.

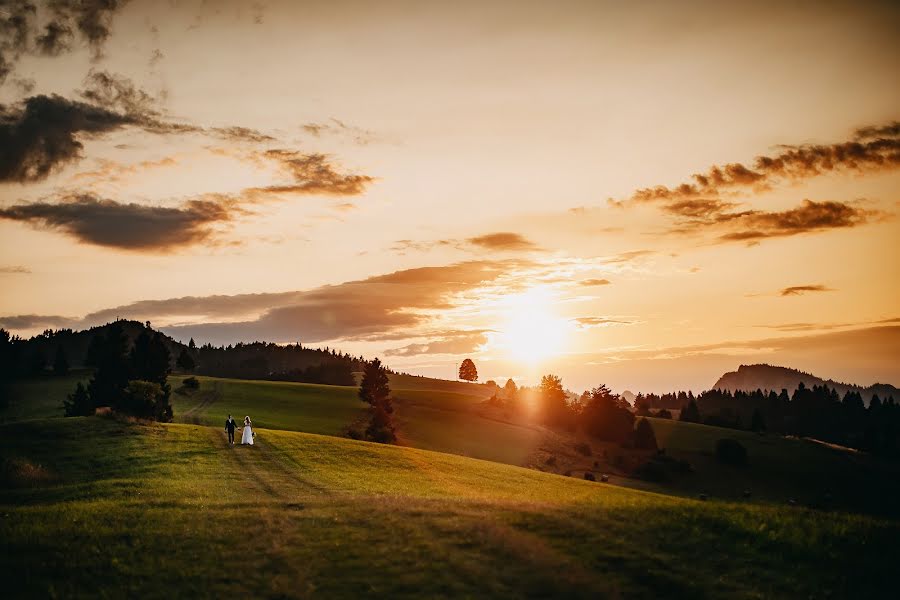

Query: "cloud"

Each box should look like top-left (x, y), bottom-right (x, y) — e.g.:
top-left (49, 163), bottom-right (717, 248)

top-left (210, 126), bottom-right (275, 143)
top-left (466, 232), bottom-right (539, 251)
top-left (780, 284), bottom-right (835, 297)
top-left (5, 260), bottom-right (519, 343)
top-left (714, 199), bottom-right (877, 243)
top-left (0, 314), bottom-right (76, 330)
top-left (0, 94), bottom-right (135, 182)
top-left (301, 118), bottom-right (377, 145)
top-left (0, 265), bottom-right (30, 274)
top-left (0, 194), bottom-right (237, 251)
top-left (384, 330), bottom-right (491, 357)
top-left (630, 123), bottom-right (900, 206)
top-left (580, 278), bottom-right (611, 286)
top-left (573, 316), bottom-right (631, 328)
top-left (0, 0), bottom-right (127, 83)
top-left (249, 151), bottom-right (376, 196)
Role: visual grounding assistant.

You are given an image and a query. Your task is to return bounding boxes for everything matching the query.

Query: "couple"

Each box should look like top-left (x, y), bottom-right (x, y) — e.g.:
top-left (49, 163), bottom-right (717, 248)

top-left (225, 414), bottom-right (255, 445)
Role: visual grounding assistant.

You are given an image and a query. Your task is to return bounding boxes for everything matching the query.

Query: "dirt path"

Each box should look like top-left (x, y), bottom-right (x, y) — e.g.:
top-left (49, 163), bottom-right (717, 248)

top-left (180, 382), bottom-right (222, 423)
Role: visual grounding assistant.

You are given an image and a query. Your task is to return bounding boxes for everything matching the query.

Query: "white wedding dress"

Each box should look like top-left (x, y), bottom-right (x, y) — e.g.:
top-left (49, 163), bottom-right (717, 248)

top-left (241, 421), bottom-right (254, 445)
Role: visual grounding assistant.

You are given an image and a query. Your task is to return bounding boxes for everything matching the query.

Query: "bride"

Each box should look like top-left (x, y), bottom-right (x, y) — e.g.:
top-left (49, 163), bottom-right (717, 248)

top-left (240, 416), bottom-right (254, 445)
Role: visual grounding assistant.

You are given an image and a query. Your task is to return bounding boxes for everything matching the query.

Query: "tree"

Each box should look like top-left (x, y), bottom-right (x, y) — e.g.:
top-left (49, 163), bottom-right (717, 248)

top-left (751, 408), bottom-right (766, 432)
top-left (188, 337), bottom-right (196, 350)
top-left (633, 418), bottom-right (658, 451)
top-left (503, 378), bottom-right (518, 398)
top-left (53, 346), bottom-right (70, 376)
top-left (64, 382), bottom-right (93, 417)
top-left (459, 358), bottom-right (478, 382)
top-left (87, 323), bottom-right (131, 409)
top-left (539, 374), bottom-right (571, 427)
top-left (128, 330), bottom-right (173, 422)
top-left (715, 438), bottom-right (748, 466)
top-left (120, 380), bottom-right (171, 421)
top-left (359, 358), bottom-right (395, 444)
top-left (680, 398), bottom-right (701, 423)
top-left (581, 384), bottom-right (634, 444)
top-left (176, 347), bottom-right (196, 372)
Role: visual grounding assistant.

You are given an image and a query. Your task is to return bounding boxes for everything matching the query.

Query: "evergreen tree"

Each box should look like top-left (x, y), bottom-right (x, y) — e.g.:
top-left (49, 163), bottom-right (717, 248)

top-left (53, 346), bottom-right (70, 376)
top-left (87, 323), bottom-right (131, 409)
top-left (188, 337), bottom-right (196, 349)
top-left (64, 382), bottom-right (93, 417)
top-left (680, 398), bottom-right (701, 423)
top-left (458, 358), bottom-right (478, 382)
top-left (539, 374), bottom-right (570, 427)
top-left (581, 384), bottom-right (634, 444)
top-left (751, 407), bottom-right (766, 432)
top-left (127, 330), bottom-right (173, 422)
top-left (176, 347), bottom-right (196, 372)
top-left (633, 417), bottom-right (658, 451)
top-left (359, 358), bottom-right (395, 443)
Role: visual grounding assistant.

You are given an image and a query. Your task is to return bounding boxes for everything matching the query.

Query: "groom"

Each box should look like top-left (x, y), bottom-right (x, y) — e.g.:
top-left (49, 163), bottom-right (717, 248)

top-left (225, 414), bottom-right (237, 445)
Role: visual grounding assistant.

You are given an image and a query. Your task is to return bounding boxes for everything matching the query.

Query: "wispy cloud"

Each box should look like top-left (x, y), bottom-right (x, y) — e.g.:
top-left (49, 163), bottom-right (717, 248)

top-left (385, 329), bottom-right (491, 357)
top-left (0, 265), bottom-right (31, 274)
top-left (780, 284), bottom-right (835, 297)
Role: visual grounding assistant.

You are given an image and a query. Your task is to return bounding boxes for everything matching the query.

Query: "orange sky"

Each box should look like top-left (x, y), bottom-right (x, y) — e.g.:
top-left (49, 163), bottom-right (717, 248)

top-left (1, 0), bottom-right (898, 392)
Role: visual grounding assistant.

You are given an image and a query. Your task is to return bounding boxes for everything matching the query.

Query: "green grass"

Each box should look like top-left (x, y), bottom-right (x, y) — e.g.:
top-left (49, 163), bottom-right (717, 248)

top-left (2, 417), bottom-right (896, 598)
top-left (169, 375), bottom-right (366, 437)
top-left (1, 370), bottom-right (90, 423)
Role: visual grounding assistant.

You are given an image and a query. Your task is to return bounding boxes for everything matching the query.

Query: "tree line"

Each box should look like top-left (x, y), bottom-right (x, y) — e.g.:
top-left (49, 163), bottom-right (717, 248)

top-left (637, 384), bottom-right (899, 457)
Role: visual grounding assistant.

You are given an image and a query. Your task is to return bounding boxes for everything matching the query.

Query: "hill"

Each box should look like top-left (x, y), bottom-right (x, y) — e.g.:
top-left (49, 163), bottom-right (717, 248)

top-left (712, 364), bottom-right (899, 404)
top-left (1, 417), bottom-right (895, 598)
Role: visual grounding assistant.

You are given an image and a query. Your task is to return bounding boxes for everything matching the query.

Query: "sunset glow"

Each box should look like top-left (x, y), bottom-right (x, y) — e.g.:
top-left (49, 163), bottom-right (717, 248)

top-left (494, 289), bottom-right (570, 365)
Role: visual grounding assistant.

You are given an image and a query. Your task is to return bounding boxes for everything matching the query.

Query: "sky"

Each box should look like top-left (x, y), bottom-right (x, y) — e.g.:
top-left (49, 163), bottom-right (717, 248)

top-left (0, 0), bottom-right (898, 393)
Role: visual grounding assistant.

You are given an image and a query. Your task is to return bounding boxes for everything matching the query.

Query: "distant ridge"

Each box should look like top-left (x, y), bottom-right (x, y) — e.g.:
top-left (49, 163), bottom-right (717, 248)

top-left (712, 364), bottom-right (898, 404)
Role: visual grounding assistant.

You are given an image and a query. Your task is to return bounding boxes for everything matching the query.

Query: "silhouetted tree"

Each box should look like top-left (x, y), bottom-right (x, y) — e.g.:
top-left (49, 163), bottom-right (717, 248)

top-left (176, 347), bottom-right (196, 372)
top-left (86, 323), bottom-right (130, 409)
top-left (53, 346), bottom-right (69, 376)
top-left (680, 398), bottom-right (701, 423)
top-left (581, 384), bottom-right (634, 444)
top-left (539, 374), bottom-right (571, 427)
top-left (188, 337), bottom-right (196, 349)
top-left (121, 380), bottom-right (171, 421)
top-left (64, 382), bottom-right (93, 417)
top-left (751, 407), bottom-right (766, 432)
top-left (359, 358), bottom-right (395, 443)
top-left (634, 418), bottom-right (658, 451)
top-left (459, 358), bottom-right (478, 382)
top-left (27, 349), bottom-right (47, 376)
top-left (715, 438), bottom-right (748, 466)
top-left (127, 330), bottom-right (173, 421)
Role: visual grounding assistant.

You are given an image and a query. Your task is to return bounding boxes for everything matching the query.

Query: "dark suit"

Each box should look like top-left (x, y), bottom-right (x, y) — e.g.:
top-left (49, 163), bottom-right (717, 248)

top-left (225, 418), bottom-right (237, 444)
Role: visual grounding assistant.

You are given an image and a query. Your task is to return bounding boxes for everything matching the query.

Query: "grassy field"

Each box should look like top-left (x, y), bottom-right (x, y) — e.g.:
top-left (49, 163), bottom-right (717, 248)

top-left (0, 371), bottom-right (90, 424)
top-left (2, 417), bottom-right (896, 598)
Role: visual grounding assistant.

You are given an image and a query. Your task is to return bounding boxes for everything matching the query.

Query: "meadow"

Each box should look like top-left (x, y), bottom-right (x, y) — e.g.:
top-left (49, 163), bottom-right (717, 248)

top-left (2, 417), bottom-right (896, 598)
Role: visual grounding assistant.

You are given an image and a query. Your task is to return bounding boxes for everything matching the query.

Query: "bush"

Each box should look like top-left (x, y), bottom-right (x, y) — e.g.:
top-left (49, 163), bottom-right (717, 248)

top-left (182, 376), bottom-right (200, 390)
top-left (118, 380), bottom-right (173, 422)
top-left (574, 442), bottom-right (592, 456)
top-left (715, 438), bottom-right (748, 466)
top-left (656, 408), bottom-right (673, 419)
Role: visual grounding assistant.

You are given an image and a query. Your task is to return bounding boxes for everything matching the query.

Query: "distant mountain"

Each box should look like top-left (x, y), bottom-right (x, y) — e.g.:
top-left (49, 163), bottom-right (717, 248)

top-left (712, 364), bottom-right (898, 404)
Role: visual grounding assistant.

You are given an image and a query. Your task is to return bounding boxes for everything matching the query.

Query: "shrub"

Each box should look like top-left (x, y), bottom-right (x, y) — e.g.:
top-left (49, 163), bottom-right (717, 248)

top-left (583, 472), bottom-right (596, 481)
top-left (118, 380), bottom-right (173, 422)
top-left (656, 408), bottom-right (673, 419)
top-left (715, 438), bottom-right (748, 466)
top-left (544, 455), bottom-right (557, 466)
top-left (574, 442), bottom-right (592, 456)
top-left (182, 376), bottom-right (200, 390)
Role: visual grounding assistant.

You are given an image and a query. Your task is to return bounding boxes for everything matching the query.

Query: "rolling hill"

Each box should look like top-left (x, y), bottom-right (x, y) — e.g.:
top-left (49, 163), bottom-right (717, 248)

top-left (712, 364), bottom-right (899, 404)
top-left (2, 417), bottom-right (895, 598)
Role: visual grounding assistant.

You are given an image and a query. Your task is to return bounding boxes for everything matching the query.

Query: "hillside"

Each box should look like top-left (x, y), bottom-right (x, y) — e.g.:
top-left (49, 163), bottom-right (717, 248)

top-left (2, 417), bottom-right (895, 598)
top-left (712, 364), bottom-right (898, 404)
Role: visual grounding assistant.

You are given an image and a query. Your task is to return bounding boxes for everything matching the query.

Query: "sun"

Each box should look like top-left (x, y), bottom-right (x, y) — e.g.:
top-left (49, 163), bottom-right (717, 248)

top-left (495, 288), bottom-right (569, 364)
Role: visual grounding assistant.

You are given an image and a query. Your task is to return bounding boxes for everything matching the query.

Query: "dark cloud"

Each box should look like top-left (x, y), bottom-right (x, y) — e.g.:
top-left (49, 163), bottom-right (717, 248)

top-left (80, 69), bottom-right (158, 117)
top-left (466, 232), bottom-right (539, 251)
top-left (43, 260), bottom-right (518, 344)
top-left (629, 123), bottom-right (900, 209)
top-left (780, 284), bottom-right (835, 297)
top-left (716, 200), bottom-right (874, 243)
top-left (0, 0), bottom-right (127, 82)
top-left (251, 150), bottom-right (376, 196)
top-left (0, 94), bottom-right (134, 182)
top-left (0, 265), bottom-right (30, 274)
top-left (35, 19), bottom-right (73, 55)
top-left (384, 330), bottom-right (491, 357)
top-left (0, 194), bottom-right (236, 251)
top-left (580, 278), bottom-right (611, 286)
top-left (0, 314), bottom-right (76, 329)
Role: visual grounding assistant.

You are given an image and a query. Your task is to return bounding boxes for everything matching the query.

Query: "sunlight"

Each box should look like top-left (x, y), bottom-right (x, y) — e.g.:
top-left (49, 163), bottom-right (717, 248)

top-left (494, 288), bottom-right (569, 365)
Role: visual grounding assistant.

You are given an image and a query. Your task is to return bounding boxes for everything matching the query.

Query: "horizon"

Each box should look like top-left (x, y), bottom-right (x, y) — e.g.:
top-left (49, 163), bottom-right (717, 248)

top-left (1, 0), bottom-right (899, 394)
